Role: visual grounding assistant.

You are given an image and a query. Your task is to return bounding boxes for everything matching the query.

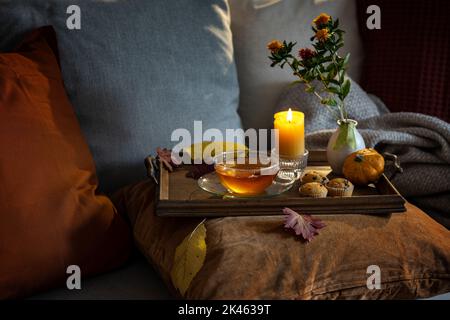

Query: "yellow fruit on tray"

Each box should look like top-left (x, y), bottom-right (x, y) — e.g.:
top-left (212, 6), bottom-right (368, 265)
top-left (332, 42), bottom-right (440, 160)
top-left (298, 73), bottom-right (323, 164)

top-left (342, 148), bottom-right (385, 185)
top-left (183, 141), bottom-right (247, 164)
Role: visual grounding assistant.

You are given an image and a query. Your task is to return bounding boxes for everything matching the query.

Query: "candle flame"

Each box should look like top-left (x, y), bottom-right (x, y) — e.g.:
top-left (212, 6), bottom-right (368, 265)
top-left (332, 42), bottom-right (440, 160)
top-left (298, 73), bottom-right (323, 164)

top-left (287, 108), bottom-right (293, 122)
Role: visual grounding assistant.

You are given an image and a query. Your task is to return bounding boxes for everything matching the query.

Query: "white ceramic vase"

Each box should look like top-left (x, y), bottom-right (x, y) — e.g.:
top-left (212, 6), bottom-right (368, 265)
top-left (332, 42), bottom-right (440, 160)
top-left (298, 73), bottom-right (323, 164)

top-left (326, 119), bottom-right (365, 174)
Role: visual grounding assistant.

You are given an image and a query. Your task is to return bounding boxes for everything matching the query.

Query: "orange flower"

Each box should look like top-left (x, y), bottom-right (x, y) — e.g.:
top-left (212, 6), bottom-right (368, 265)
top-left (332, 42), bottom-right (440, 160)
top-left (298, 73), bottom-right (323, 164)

top-left (267, 40), bottom-right (283, 53)
top-left (315, 29), bottom-right (330, 42)
top-left (313, 13), bottom-right (331, 27)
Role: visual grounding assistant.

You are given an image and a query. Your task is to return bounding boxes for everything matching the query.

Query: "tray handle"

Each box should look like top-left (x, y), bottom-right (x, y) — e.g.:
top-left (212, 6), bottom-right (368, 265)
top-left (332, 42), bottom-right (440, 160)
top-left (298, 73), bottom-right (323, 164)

top-left (145, 156), bottom-right (160, 184)
top-left (383, 152), bottom-right (404, 180)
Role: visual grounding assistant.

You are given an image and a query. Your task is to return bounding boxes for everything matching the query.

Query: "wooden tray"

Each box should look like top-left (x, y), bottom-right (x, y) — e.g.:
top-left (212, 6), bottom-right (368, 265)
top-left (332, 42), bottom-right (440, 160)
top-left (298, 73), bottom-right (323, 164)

top-left (155, 150), bottom-right (406, 217)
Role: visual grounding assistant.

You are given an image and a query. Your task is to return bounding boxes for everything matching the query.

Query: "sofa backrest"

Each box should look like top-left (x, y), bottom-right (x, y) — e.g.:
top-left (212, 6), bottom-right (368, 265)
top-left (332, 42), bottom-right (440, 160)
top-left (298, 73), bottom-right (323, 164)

top-left (0, 0), bottom-right (242, 193)
top-left (356, 0), bottom-right (450, 122)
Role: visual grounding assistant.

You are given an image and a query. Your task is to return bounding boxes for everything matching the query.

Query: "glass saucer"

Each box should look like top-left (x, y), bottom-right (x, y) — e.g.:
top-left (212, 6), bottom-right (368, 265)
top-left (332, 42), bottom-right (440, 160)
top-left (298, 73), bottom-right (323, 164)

top-left (198, 172), bottom-right (294, 199)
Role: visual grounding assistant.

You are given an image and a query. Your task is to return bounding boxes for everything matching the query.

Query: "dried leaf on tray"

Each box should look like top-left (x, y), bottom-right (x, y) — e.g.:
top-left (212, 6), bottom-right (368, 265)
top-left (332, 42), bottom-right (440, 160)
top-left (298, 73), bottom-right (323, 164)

top-left (170, 220), bottom-right (207, 296)
top-left (156, 147), bottom-right (179, 172)
top-left (283, 208), bottom-right (326, 242)
top-left (186, 163), bottom-right (215, 180)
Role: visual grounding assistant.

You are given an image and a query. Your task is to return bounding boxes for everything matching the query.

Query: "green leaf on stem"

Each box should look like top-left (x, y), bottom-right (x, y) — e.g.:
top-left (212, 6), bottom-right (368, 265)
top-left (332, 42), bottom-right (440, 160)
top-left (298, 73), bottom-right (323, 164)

top-left (325, 61), bottom-right (335, 72)
top-left (329, 79), bottom-right (340, 86)
top-left (305, 86), bottom-right (315, 93)
top-left (343, 53), bottom-right (350, 66)
top-left (328, 67), bottom-right (338, 81)
top-left (327, 86), bottom-right (340, 95)
top-left (339, 70), bottom-right (345, 83)
top-left (321, 98), bottom-right (338, 107)
top-left (334, 19), bottom-right (340, 29)
top-left (342, 79), bottom-right (351, 99)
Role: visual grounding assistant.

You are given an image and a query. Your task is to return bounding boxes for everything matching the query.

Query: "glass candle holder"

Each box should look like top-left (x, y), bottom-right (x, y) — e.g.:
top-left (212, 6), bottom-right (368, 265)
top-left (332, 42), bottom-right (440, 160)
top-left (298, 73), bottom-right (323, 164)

top-left (277, 149), bottom-right (309, 182)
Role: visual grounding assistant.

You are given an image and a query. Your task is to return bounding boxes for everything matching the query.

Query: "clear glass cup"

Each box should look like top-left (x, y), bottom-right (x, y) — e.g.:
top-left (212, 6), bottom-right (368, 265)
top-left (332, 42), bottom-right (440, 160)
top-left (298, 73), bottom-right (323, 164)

top-left (213, 150), bottom-right (280, 195)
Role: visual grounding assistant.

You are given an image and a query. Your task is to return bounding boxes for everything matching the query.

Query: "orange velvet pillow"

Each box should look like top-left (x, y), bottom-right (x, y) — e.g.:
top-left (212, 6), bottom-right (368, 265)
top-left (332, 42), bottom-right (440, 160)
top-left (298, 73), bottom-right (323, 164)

top-left (0, 27), bottom-right (132, 299)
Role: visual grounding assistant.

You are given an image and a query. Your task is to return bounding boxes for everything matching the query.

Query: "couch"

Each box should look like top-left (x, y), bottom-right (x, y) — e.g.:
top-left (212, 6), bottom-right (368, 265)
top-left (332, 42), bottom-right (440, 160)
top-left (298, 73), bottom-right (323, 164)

top-left (0, 0), bottom-right (448, 299)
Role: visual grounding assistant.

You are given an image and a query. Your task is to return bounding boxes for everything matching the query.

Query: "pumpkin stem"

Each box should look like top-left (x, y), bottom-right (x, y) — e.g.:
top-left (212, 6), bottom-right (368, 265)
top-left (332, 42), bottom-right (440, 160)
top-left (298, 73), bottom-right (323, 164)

top-left (354, 154), bottom-right (364, 162)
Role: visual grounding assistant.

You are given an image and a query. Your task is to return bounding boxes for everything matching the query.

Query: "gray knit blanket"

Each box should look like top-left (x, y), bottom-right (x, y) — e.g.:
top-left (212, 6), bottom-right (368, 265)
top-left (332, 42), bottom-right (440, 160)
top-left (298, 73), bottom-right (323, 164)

top-left (277, 80), bottom-right (450, 227)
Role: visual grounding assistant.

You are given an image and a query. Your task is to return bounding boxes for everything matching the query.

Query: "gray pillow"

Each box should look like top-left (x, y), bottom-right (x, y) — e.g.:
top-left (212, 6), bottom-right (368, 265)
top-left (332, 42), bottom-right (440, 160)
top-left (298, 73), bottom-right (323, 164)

top-left (0, 0), bottom-right (241, 193)
top-left (229, 0), bottom-right (363, 131)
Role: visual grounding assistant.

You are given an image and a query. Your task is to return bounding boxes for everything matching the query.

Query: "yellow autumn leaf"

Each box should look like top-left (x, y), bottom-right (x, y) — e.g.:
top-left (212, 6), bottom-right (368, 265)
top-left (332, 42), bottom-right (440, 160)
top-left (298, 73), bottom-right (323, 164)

top-left (170, 221), bottom-right (207, 296)
top-left (183, 141), bottom-right (247, 163)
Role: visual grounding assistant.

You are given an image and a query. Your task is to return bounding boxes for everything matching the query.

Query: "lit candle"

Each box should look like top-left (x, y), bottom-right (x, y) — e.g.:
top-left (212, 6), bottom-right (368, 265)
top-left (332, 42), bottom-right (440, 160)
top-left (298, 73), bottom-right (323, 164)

top-left (274, 108), bottom-right (305, 158)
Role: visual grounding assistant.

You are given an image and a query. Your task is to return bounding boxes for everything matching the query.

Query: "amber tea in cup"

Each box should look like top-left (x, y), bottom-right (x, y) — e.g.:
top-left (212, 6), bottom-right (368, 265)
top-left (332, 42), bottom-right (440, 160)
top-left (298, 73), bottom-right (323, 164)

top-left (214, 151), bottom-right (279, 195)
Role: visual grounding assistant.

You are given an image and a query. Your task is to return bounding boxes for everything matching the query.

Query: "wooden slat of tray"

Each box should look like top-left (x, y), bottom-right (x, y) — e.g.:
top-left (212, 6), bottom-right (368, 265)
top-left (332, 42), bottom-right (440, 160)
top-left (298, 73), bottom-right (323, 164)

top-left (155, 150), bottom-right (406, 217)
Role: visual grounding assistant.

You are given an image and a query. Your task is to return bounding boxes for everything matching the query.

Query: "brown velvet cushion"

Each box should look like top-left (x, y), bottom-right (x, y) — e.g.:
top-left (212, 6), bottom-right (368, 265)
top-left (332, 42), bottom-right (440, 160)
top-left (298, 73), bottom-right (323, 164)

top-left (114, 179), bottom-right (450, 299)
top-left (0, 27), bottom-right (132, 299)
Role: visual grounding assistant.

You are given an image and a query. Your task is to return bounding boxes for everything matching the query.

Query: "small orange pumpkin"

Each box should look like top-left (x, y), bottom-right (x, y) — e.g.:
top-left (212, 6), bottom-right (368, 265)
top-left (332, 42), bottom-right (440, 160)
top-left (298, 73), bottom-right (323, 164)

top-left (343, 148), bottom-right (385, 185)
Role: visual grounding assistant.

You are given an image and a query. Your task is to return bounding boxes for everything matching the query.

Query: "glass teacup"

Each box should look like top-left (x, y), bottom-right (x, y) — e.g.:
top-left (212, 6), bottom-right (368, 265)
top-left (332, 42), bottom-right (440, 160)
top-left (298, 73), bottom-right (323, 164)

top-left (213, 151), bottom-right (280, 195)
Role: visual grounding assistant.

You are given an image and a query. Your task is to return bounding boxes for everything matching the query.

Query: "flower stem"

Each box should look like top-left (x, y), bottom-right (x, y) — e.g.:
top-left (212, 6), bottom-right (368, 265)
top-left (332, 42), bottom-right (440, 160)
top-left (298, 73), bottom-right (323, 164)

top-left (286, 61), bottom-right (323, 100)
top-left (330, 49), bottom-right (348, 120)
top-left (285, 59), bottom-right (340, 121)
